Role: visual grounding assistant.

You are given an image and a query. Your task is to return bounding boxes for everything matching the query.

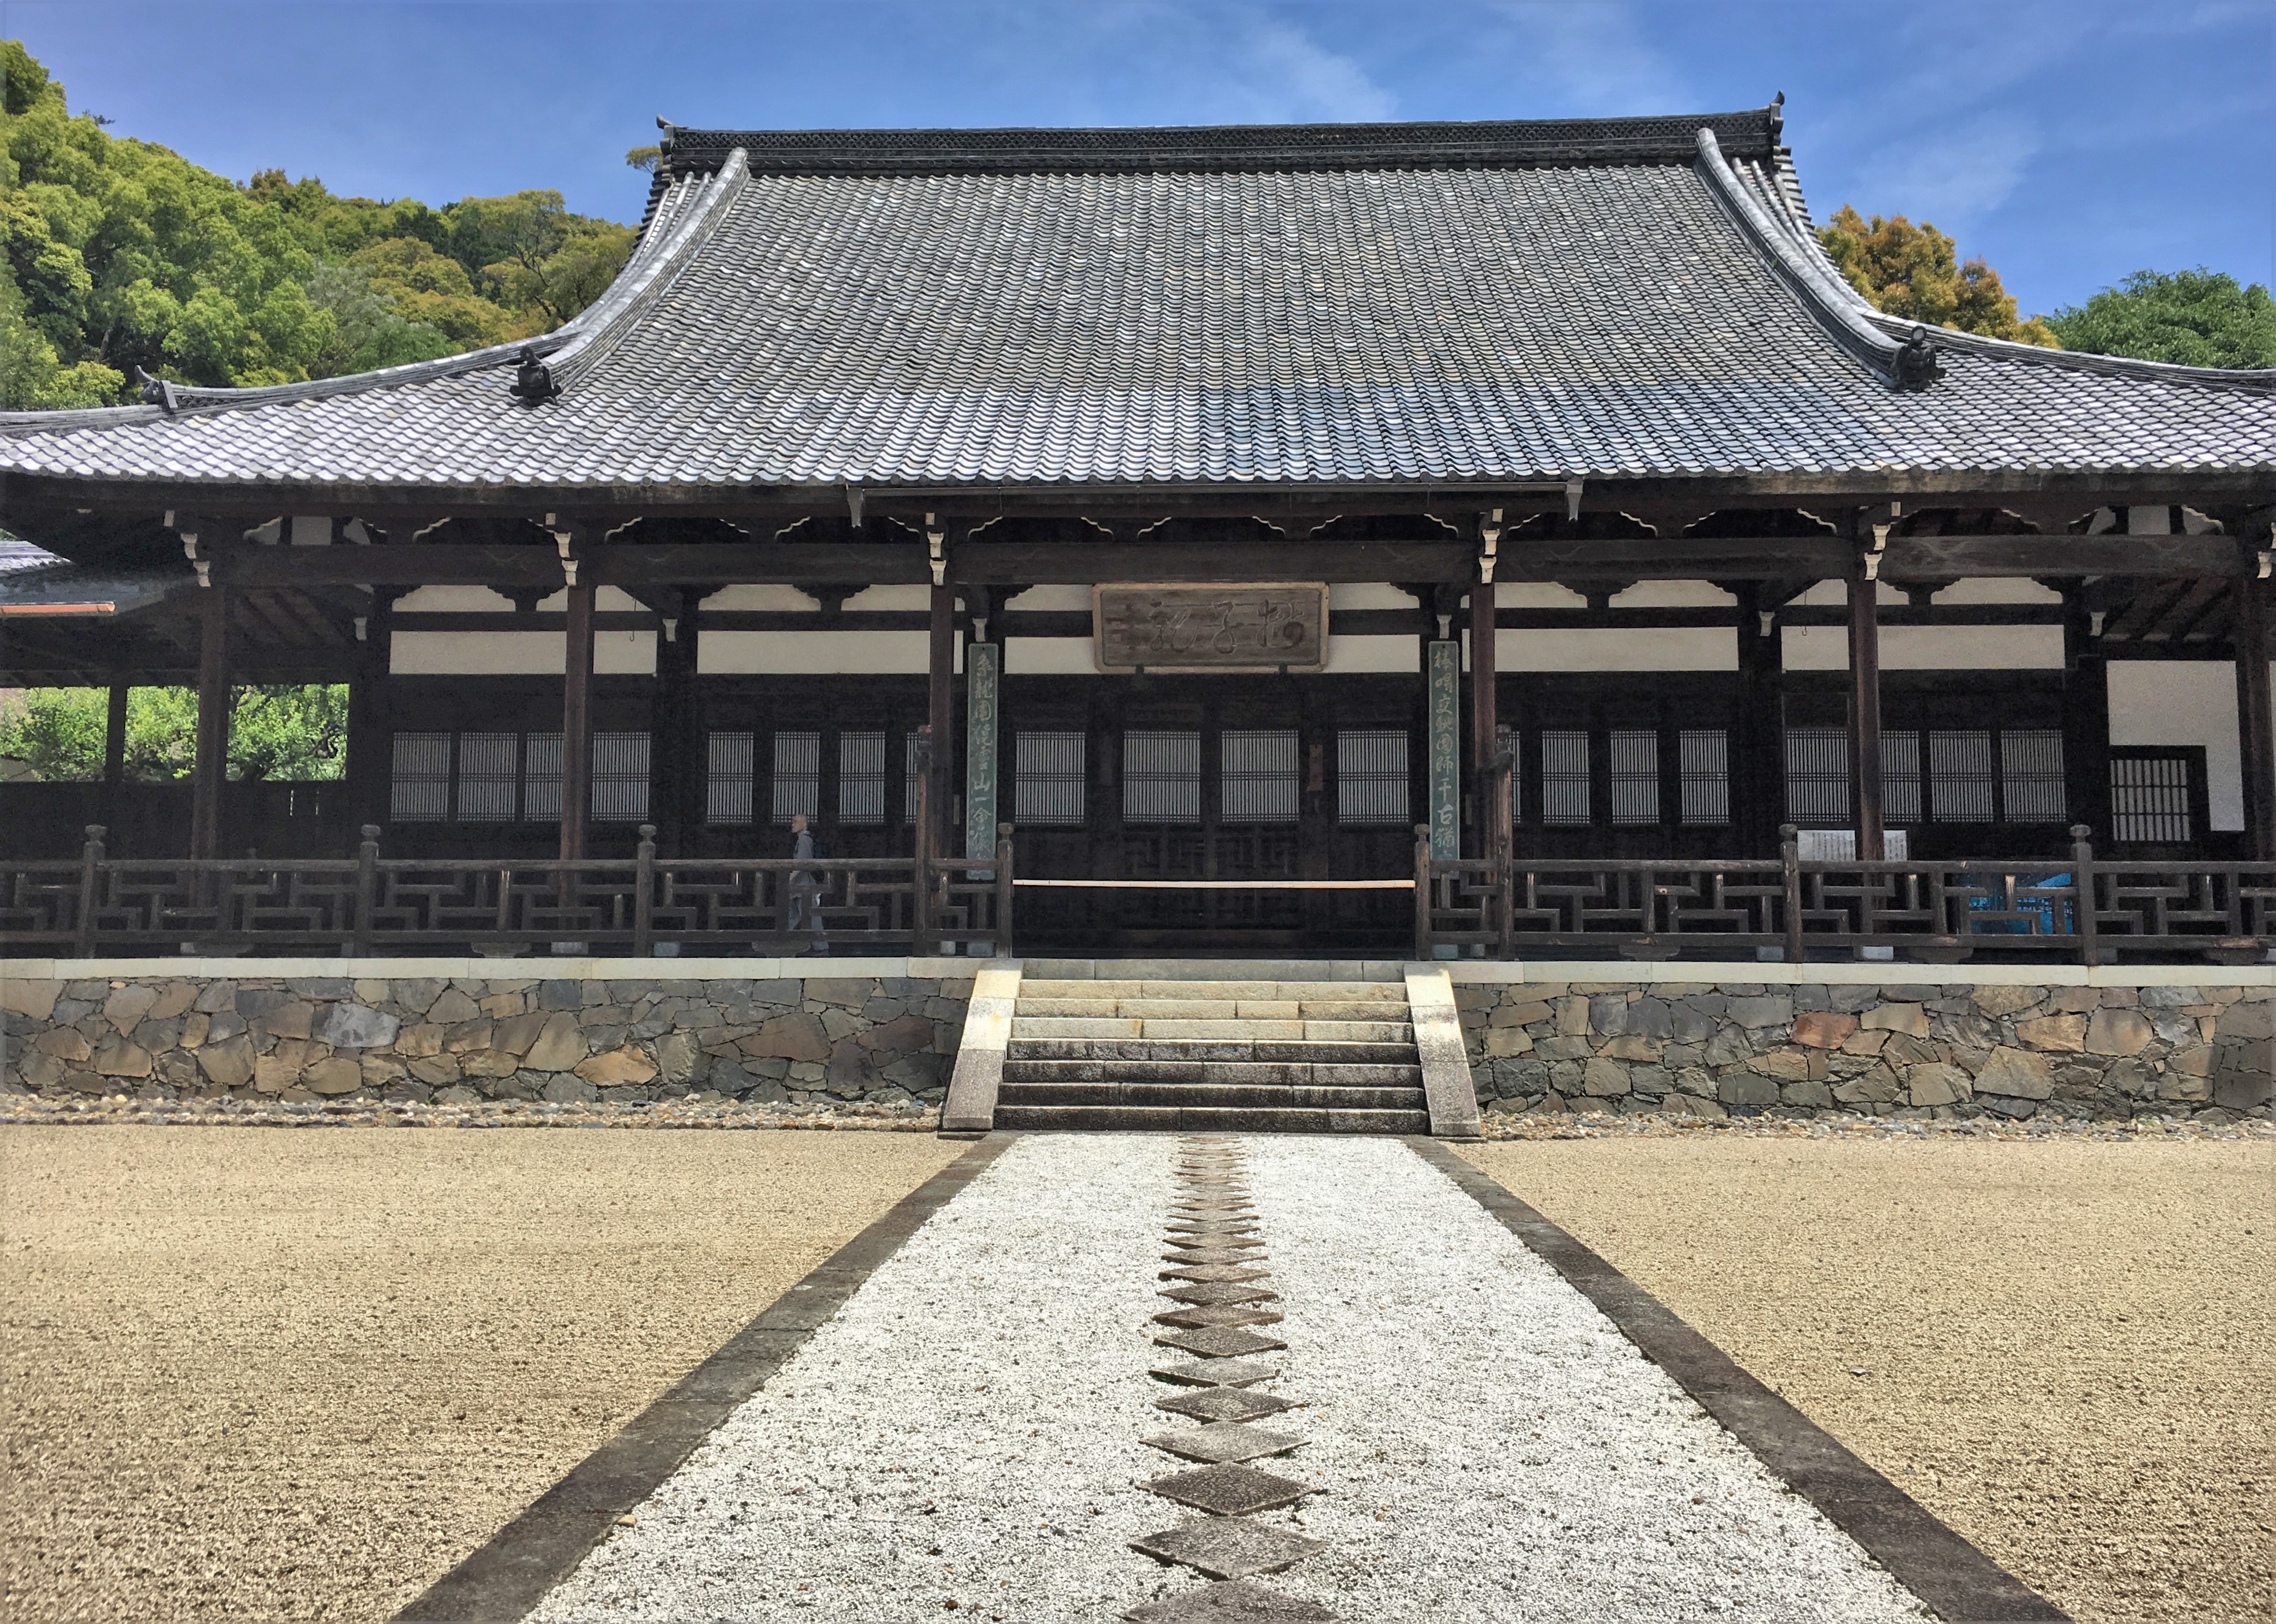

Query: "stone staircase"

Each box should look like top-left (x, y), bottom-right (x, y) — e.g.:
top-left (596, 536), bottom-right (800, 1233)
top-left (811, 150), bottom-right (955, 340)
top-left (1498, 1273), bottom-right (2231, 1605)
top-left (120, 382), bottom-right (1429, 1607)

top-left (990, 960), bottom-right (1432, 1134)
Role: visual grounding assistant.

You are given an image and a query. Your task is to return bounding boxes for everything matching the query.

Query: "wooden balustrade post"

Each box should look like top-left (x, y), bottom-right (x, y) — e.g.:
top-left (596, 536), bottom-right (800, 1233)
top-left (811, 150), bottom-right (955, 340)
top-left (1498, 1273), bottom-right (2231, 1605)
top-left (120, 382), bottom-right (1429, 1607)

top-left (1780, 823), bottom-right (1804, 964)
top-left (74, 824), bottom-right (105, 958)
top-left (1413, 823), bottom-right (1434, 961)
top-left (351, 824), bottom-right (380, 957)
top-left (994, 823), bottom-right (1015, 957)
top-left (911, 728), bottom-right (934, 950)
top-left (632, 823), bottom-right (656, 958)
top-left (2070, 824), bottom-right (2097, 968)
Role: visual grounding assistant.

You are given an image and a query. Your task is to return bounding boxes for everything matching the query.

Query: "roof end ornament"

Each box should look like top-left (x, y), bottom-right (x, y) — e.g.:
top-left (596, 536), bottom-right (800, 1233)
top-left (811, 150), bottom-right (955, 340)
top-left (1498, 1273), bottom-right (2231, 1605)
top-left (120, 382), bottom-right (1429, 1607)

top-left (132, 366), bottom-right (180, 413)
top-left (511, 347), bottom-right (559, 406)
top-left (1768, 91), bottom-right (1784, 143)
top-left (1892, 326), bottom-right (1943, 391)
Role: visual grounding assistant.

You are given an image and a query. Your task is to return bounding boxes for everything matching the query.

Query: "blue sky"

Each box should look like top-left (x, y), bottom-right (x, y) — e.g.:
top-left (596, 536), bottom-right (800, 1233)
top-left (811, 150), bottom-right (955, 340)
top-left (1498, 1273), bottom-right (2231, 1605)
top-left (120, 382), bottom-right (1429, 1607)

top-left (8, 0), bottom-right (2270, 314)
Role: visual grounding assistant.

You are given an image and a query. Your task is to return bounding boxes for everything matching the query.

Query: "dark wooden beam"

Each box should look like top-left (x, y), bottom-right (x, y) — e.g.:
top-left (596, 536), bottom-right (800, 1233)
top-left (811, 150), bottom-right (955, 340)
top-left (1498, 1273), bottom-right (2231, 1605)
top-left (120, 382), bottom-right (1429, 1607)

top-left (928, 573), bottom-right (956, 866)
top-left (2236, 573), bottom-right (2275, 861)
top-left (559, 582), bottom-right (595, 864)
top-left (191, 586), bottom-right (231, 861)
top-left (2060, 589), bottom-right (2111, 842)
top-left (1847, 570), bottom-right (1885, 861)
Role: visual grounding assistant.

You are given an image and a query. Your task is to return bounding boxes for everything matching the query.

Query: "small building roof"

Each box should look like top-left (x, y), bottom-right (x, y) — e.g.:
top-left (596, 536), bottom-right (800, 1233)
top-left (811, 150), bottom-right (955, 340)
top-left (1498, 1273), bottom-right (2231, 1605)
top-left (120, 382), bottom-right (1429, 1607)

top-left (2, 106), bottom-right (2271, 496)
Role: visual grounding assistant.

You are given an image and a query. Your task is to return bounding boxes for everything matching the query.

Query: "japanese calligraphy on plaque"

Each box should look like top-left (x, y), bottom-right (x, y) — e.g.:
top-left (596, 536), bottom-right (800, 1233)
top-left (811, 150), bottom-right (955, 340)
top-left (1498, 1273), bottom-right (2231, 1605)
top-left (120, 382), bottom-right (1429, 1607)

top-left (1425, 639), bottom-right (1461, 861)
top-left (1093, 582), bottom-right (1328, 673)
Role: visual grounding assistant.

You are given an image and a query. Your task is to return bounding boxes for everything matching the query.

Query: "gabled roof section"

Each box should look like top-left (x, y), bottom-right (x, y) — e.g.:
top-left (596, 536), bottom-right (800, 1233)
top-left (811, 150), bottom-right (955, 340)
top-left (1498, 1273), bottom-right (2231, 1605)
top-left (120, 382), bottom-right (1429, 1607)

top-left (0, 106), bottom-right (2271, 495)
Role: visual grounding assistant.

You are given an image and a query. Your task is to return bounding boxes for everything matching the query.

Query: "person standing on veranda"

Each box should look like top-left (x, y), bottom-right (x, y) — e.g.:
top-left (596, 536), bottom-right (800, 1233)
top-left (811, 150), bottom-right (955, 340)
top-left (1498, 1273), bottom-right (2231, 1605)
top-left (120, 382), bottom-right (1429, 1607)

top-left (788, 812), bottom-right (828, 953)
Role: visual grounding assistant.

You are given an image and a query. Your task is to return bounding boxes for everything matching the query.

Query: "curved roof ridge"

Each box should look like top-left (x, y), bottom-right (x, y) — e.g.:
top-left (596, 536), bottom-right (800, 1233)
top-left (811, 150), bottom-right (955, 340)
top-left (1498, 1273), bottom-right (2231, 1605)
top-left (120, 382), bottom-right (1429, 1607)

top-left (0, 155), bottom-right (745, 437)
top-left (655, 107), bottom-right (1783, 177)
top-left (1691, 127), bottom-right (1900, 381)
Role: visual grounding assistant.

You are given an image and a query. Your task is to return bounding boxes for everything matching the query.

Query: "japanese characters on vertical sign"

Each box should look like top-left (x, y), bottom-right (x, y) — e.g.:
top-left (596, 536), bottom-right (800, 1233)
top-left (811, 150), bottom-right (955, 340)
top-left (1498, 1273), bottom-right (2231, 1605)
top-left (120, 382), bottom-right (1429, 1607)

top-left (1427, 638), bottom-right (1460, 861)
top-left (965, 640), bottom-right (1000, 863)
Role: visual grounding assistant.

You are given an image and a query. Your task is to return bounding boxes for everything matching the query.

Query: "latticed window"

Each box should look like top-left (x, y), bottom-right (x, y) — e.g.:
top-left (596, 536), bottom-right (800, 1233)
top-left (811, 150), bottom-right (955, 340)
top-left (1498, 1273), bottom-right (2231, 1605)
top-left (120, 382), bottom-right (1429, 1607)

top-left (1679, 729), bottom-right (1730, 826)
top-left (2111, 752), bottom-right (2194, 843)
top-left (1928, 730), bottom-right (1996, 823)
top-left (1014, 730), bottom-right (1085, 826)
top-left (1784, 726), bottom-right (1849, 827)
top-left (521, 732), bottom-right (563, 822)
top-left (592, 732), bottom-right (650, 823)
top-left (1608, 729), bottom-right (1659, 826)
top-left (1540, 730), bottom-right (1590, 826)
top-left (390, 733), bottom-right (452, 822)
top-left (904, 733), bottom-right (923, 824)
top-left (1999, 730), bottom-right (2066, 823)
top-left (1124, 730), bottom-right (1201, 824)
top-left (706, 732), bottom-right (754, 824)
top-left (1337, 730), bottom-right (1409, 825)
top-left (1881, 731), bottom-right (1922, 825)
top-left (455, 732), bottom-right (520, 822)
top-left (839, 730), bottom-right (888, 824)
top-left (1220, 729), bottom-right (1298, 823)
top-left (771, 731), bottom-right (820, 823)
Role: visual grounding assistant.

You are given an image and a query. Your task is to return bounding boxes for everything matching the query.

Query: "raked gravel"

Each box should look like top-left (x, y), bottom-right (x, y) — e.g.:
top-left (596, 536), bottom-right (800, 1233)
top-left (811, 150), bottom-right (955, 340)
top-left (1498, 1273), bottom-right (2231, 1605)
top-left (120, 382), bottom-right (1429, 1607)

top-left (1230, 1136), bottom-right (1937, 1623)
top-left (526, 1132), bottom-right (1183, 1623)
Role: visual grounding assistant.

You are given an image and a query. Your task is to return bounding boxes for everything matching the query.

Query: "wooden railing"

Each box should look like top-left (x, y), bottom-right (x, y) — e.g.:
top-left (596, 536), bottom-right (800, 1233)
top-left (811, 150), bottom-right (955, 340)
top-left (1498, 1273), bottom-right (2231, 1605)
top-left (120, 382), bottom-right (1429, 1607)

top-left (0, 825), bottom-right (1015, 958)
top-left (1414, 824), bottom-right (2276, 965)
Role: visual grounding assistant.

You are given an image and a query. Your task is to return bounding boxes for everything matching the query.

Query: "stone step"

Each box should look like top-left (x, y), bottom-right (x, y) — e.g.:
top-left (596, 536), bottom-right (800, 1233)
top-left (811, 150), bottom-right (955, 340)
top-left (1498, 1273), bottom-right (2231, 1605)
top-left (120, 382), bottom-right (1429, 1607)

top-left (1016, 997), bottom-right (1405, 1021)
top-left (993, 1102), bottom-right (1432, 1134)
top-left (1018, 979), bottom-right (1407, 1004)
top-left (997, 1082), bottom-right (1425, 1112)
top-left (1019, 958), bottom-right (1409, 983)
top-left (1008, 1038), bottom-right (1417, 1065)
top-left (1011, 1016), bottom-right (1414, 1043)
top-left (1001, 1058), bottom-right (1424, 1088)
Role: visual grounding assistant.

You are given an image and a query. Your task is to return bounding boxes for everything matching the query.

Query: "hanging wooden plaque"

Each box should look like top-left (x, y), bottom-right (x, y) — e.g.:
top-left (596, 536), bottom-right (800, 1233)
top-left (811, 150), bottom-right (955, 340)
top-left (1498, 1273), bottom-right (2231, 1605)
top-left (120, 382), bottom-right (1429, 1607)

top-left (1093, 582), bottom-right (1329, 673)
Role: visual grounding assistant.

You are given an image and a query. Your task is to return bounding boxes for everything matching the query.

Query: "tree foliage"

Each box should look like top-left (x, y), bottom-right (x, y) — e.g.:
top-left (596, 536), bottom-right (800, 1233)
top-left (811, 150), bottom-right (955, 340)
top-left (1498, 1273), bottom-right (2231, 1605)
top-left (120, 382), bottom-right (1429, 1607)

top-left (0, 40), bottom-right (634, 406)
top-left (0, 683), bottom-right (348, 781)
top-left (1817, 205), bottom-right (2058, 347)
top-left (2045, 269), bottom-right (2276, 369)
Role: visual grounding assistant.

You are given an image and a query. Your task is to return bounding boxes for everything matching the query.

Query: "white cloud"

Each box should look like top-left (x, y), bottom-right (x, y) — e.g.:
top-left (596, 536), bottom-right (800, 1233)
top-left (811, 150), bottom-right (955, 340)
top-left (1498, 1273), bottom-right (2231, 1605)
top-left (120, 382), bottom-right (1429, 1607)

top-left (1855, 111), bottom-right (2043, 227)
top-left (1238, 15), bottom-right (1398, 122)
top-left (1492, 1), bottom-right (1691, 112)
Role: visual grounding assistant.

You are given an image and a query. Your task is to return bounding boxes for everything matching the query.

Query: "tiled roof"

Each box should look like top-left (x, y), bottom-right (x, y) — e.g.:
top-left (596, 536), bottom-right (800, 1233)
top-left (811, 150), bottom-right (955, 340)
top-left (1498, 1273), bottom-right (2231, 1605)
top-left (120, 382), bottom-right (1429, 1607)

top-left (1, 109), bottom-right (2271, 492)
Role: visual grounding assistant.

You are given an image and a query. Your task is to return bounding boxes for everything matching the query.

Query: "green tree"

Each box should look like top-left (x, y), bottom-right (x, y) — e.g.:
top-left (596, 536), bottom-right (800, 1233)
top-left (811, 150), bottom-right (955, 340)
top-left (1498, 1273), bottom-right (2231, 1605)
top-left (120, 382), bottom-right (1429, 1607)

top-left (0, 683), bottom-right (347, 780)
top-left (1818, 205), bottom-right (2058, 347)
top-left (2045, 269), bottom-right (2276, 369)
top-left (441, 190), bottom-right (635, 328)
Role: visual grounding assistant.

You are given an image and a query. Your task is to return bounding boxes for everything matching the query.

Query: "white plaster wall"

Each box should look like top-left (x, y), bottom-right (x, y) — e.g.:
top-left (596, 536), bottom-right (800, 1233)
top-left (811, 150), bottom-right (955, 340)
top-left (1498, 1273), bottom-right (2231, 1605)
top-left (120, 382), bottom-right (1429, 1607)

top-left (1324, 634), bottom-right (1418, 674)
top-left (1004, 638), bottom-right (1093, 675)
top-left (841, 584), bottom-right (932, 611)
top-left (1491, 626), bottom-right (1736, 672)
top-left (1495, 582), bottom-right (1587, 608)
top-left (390, 630), bottom-right (655, 675)
top-left (1608, 581), bottom-right (1735, 608)
top-left (536, 586), bottom-right (643, 612)
top-left (1933, 578), bottom-right (2063, 605)
top-left (1003, 585), bottom-right (1090, 612)
top-left (1330, 583), bottom-right (1420, 610)
top-left (701, 584), bottom-right (821, 611)
top-left (393, 584), bottom-right (515, 612)
top-left (700, 630), bottom-right (952, 675)
top-left (1782, 625), bottom-right (2063, 671)
top-left (2109, 662), bottom-right (2256, 833)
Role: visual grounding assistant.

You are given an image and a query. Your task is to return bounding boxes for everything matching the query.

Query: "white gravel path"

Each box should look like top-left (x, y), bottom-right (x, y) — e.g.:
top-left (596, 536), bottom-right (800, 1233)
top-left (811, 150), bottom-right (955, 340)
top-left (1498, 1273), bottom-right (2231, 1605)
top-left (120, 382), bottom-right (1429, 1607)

top-left (1227, 1136), bottom-right (1935, 1623)
top-left (527, 1133), bottom-right (1181, 1623)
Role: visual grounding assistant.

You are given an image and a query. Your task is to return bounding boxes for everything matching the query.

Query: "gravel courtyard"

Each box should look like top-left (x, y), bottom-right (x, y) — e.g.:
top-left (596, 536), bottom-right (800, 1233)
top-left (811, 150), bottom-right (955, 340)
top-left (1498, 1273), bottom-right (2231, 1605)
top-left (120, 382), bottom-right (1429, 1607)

top-left (1, 1126), bottom-right (961, 1624)
top-left (1462, 1136), bottom-right (2275, 1624)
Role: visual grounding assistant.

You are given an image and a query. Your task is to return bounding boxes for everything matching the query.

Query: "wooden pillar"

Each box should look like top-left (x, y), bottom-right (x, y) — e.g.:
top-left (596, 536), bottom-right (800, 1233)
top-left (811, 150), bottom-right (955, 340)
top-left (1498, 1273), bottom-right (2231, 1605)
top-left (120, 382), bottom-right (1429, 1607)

top-left (929, 574), bottom-right (956, 862)
top-left (2235, 571), bottom-right (2275, 861)
top-left (343, 591), bottom-right (395, 838)
top-left (559, 581), bottom-right (595, 863)
top-left (2060, 586), bottom-right (2111, 842)
top-left (190, 586), bottom-right (232, 860)
top-left (1846, 571), bottom-right (1885, 860)
top-left (96, 681), bottom-right (128, 831)
top-left (1468, 580), bottom-right (1498, 861)
top-left (1734, 586), bottom-right (1784, 853)
top-left (649, 590), bottom-right (700, 858)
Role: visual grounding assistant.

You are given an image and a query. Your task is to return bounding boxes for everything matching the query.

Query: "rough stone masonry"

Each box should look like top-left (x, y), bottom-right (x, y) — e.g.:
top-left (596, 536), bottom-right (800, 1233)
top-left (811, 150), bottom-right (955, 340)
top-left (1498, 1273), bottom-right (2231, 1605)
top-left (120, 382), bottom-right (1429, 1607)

top-left (1457, 980), bottom-right (2273, 1126)
top-left (0, 972), bottom-right (971, 1109)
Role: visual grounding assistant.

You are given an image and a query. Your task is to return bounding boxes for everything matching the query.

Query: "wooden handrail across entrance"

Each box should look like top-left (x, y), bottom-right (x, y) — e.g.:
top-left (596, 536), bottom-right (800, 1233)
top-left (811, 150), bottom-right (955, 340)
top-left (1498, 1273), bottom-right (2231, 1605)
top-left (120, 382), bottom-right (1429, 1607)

top-left (1013, 878), bottom-right (1414, 889)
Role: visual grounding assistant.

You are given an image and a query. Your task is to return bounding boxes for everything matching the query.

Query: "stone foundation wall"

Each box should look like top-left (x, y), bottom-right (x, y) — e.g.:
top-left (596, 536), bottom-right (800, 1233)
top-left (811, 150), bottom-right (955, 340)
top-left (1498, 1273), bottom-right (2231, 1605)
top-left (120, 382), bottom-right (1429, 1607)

top-left (1457, 979), bottom-right (2274, 1124)
top-left (1, 971), bottom-right (971, 1108)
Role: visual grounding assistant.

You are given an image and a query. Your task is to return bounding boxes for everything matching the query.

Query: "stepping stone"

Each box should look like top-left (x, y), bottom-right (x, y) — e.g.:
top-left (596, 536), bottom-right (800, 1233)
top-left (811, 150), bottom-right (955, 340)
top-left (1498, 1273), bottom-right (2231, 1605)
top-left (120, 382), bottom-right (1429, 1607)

top-left (1153, 1325), bottom-right (1287, 1358)
top-left (1128, 1517), bottom-right (1327, 1580)
top-left (1149, 1357), bottom-right (1282, 1388)
top-left (1162, 1248), bottom-right (1269, 1266)
top-left (1145, 1462), bottom-right (1315, 1516)
top-left (1124, 1581), bottom-right (1338, 1622)
top-left (1157, 1282), bottom-right (1278, 1307)
top-left (1153, 1305), bottom-right (1284, 1330)
top-left (1156, 1386), bottom-right (1299, 1422)
top-left (1167, 1225), bottom-right (1263, 1240)
top-left (1163, 1236), bottom-right (1266, 1253)
top-left (1160, 1263), bottom-right (1271, 1283)
top-left (1142, 1421), bottom-right (1305, 1465)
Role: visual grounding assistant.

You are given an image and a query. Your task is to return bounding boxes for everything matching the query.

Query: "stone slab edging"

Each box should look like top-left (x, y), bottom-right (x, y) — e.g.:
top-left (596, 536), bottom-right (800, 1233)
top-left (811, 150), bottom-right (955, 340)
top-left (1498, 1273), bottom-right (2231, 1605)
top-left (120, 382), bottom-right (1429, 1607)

top-left (3, 956), bottom-right (981, 981)
top-left (1401, 964), bottom-right (1483, 1141)
top-left (940, 961), bottom-right (1022, 1138)
top-left (389, 1131), bottom-right (1020, 1624)
top-left (1442, 960), bottom-right (2274, 987)
top-left (1406, 1139), bottom-right (2069, 1624)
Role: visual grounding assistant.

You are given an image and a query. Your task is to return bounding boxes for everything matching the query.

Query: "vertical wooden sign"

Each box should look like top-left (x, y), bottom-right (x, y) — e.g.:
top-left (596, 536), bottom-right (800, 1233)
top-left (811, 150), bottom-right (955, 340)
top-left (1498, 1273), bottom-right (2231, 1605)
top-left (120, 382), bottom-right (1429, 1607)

top-left (964, 640), bottom-right (1001, 862)
top-left (1427, 639), bottom-right (1460, 861)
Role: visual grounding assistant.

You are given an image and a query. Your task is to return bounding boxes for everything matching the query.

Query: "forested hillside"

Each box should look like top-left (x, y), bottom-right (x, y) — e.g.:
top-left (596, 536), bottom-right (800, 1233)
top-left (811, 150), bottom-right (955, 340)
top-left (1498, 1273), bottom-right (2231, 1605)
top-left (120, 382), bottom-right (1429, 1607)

top-left (0, 41), bottom-right (634, 408)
